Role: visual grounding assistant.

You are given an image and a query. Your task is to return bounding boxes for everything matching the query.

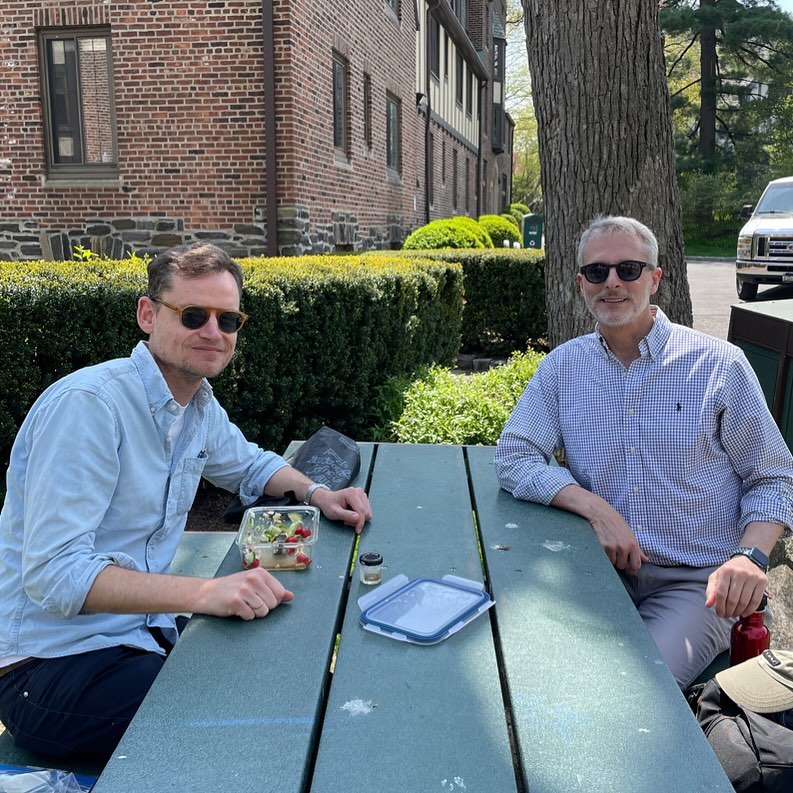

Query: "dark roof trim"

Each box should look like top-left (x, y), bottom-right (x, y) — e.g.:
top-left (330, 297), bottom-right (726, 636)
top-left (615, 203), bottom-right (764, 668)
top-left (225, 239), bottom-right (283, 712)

top-left (428, 0), bottom-right (489, 81)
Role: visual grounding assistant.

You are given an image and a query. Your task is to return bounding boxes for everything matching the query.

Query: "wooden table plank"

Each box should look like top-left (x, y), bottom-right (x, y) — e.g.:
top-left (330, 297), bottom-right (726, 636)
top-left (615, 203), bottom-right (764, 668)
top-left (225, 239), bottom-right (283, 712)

top-left (91, 444), bottom-right (374, 793)
top-left (310, 443), bottom-right (518, 792)
top-left (466, 445), bottom-right (731, 792)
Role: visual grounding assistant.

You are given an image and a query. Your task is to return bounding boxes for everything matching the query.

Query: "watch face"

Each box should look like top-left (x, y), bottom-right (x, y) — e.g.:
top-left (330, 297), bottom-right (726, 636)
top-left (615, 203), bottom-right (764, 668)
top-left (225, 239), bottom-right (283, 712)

top-left (734, 547), bottom-right (768, 569)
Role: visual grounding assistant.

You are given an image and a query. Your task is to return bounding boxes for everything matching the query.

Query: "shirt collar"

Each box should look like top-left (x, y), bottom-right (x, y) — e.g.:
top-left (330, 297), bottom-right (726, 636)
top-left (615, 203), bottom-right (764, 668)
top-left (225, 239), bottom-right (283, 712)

top-left (595, 306), bottom-right (671, 361)
top-left (131, 341), bottom-right (213, 414)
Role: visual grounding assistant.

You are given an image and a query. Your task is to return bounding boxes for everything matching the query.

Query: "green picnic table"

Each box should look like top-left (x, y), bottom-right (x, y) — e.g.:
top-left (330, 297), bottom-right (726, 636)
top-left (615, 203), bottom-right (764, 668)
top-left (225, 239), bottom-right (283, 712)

top-left (87, 443), bottom-right (730, 792)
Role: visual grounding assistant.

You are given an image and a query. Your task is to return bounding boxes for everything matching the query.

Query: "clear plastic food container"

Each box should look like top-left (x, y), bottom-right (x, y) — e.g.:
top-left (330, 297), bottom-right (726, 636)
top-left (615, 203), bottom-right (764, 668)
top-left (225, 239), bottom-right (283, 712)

top-left (236, 506), bottom-right (319, 570)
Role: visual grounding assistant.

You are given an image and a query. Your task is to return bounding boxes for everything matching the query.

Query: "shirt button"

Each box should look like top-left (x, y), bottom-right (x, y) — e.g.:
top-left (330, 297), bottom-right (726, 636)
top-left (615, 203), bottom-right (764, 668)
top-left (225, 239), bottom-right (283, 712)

top-left (632, 486), bottom-right (640, 493)
top-left (629, 447), bottom-right (636, 454)
top-left (627, 408), bottom-right (635, 416)
top-left (636, 524), bottom-right (643, 531)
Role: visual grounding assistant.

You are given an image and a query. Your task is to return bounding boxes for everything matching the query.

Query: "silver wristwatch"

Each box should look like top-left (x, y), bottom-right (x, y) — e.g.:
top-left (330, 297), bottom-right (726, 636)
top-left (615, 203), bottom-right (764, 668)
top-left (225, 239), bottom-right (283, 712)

top-left (302, 482), bottom-right (330, 505)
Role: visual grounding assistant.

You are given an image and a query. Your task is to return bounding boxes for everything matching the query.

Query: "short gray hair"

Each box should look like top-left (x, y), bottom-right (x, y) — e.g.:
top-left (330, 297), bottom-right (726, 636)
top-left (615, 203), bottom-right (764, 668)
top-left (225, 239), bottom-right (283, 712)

top-left (577, 216), bottom-right (659, 269)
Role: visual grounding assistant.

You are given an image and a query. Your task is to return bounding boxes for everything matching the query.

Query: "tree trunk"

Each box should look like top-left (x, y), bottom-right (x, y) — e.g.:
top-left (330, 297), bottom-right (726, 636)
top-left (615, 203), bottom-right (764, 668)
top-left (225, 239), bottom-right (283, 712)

top-left (522, 0), bottom-right (692, 347)
top-left (698, 0), bottom-right (718, 160)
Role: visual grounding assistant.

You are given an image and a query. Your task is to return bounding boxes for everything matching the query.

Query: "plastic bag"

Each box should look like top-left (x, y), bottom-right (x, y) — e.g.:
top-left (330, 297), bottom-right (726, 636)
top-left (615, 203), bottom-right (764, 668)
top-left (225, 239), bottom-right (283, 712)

top-left (0, 766), bottom-right (94, 793)
top-left (223, 426), bottom-right (361, 522)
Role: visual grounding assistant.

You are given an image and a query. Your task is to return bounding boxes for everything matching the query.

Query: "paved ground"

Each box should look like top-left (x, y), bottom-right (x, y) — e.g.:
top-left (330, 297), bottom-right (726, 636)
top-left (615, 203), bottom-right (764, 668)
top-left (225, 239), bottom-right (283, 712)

top-left (688, 257), bottom-right (793, 648)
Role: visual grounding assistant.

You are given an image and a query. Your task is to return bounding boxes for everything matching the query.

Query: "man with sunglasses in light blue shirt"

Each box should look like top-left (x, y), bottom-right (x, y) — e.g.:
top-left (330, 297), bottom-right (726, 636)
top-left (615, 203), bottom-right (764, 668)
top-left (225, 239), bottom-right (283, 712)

top-left (495, 216), bottom-right (793, 689)
top-left (0, 242), bottom-right (372, 759)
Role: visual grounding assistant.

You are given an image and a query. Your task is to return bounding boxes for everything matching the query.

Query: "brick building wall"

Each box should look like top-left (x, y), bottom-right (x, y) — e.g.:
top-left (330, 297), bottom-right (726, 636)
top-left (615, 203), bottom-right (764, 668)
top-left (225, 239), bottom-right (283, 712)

top-left (0, 0), bottom-right (511, 260)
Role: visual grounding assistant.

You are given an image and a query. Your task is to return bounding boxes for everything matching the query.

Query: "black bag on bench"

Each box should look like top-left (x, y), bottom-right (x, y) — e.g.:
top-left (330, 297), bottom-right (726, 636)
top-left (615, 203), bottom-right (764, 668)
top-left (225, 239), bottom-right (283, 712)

top-left (696, 674), bottom-right (793, 792)
top-left (222, 426), bottom-right (361, 523)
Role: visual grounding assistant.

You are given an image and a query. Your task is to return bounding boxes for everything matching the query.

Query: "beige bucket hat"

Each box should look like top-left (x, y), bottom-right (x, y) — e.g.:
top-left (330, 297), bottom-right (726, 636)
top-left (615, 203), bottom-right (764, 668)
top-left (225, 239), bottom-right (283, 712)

top-left (715, 649), bottom-right (793, 713)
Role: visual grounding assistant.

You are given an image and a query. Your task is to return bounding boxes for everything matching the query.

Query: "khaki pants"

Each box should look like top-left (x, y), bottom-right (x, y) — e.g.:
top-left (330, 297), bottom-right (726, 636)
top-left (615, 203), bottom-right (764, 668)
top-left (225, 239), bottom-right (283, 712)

top-left (618, 563), bottom-right (736, 689)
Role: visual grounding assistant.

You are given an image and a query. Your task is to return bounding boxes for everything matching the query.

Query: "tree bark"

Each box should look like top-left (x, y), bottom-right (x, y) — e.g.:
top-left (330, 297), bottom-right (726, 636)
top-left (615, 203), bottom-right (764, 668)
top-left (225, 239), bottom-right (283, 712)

top-left (522, 0), bottom-right (692, 347)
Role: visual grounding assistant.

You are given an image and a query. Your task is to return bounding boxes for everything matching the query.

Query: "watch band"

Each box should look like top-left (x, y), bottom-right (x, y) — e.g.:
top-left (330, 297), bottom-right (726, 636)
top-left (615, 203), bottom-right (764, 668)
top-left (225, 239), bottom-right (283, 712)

top-left (303, 482), bottom-right (330, 505)
top-left (730, 547), bottom-right (769, 572)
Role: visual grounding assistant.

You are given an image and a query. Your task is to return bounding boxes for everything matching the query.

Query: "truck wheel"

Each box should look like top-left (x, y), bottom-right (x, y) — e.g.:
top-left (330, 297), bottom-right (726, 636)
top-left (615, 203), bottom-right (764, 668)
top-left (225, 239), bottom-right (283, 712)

top-left (737, 278), bottom-right (758, 301)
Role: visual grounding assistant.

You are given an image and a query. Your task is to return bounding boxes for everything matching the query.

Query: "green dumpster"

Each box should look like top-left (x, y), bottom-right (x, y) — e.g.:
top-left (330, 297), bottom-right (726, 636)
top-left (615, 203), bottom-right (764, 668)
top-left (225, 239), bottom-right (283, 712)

top-left (523, 213), bottom-right (543, 249)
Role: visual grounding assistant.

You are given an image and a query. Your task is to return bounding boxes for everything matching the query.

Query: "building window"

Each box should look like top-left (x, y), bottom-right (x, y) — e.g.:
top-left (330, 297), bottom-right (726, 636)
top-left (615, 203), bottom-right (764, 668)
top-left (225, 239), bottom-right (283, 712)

top-left (363, 72), bottom-right (372, 150)
top-left (466, 70), bottom-right (473, 118)
top-left (456, 52), bottom-right (463, 107)
top-left (386, 0), bottom-right (399, 17)
top-left (430, 16), bottom-right (440, 79)
top-left (386, 92), bottom-right (401, 173)
top-left (39, 28), bottom-right (117, 177)
top-left (452, 148), bottom-right (458, 209)
top-left (444, 34), bottom-right (449, 79)
top-left (333, 52), bottom-right (349, 155)
top-left (501, 173), bottom-right (508, 211)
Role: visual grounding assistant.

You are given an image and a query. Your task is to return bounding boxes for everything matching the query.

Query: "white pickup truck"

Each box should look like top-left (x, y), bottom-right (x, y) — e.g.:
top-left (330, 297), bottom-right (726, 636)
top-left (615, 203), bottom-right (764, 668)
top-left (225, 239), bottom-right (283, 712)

top-left (736, 175), bottom-right (793, 300)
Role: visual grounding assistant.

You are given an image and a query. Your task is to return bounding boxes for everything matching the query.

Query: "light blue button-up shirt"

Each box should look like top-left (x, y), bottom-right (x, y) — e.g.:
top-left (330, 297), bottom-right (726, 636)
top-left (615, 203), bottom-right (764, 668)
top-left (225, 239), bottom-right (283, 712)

top-left (0, 342), bottom-right (288, 659)
top-left (494, 308), bottom-right (793, 567)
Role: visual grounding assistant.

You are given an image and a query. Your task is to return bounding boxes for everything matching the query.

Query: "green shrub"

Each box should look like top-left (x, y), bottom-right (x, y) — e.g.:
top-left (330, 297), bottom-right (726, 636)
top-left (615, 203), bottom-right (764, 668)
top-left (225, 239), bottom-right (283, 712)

top-left (403, 217), bottom-right (493, 250)
top-left (393, 248), bottom-right (547, 354)
top-left (0, 255), bottom-right (463, 486)
top-left (509, 202), bottom-right (530, 227)
top-left (449, 216), bottom-right (494, 248)
top-left (391, 350), bottom-right (545, 445)
top-left (478, 214), bottom-right (522, 248)
top-left (501, 213), bottom-right (520, 228)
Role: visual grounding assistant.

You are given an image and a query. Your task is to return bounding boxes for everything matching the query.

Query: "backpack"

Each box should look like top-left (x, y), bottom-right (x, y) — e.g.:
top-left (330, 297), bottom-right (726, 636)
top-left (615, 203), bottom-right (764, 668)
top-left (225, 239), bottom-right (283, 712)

top-left (695, 678), bottom-right (793, 792)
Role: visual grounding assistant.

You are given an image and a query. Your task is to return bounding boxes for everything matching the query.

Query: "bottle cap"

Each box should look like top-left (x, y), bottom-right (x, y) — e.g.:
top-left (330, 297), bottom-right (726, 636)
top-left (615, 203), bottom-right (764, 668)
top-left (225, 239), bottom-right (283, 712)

top-left (360, 552), bottom-right (383, 566)
top-left (758, 593), bottom-right (768, 612)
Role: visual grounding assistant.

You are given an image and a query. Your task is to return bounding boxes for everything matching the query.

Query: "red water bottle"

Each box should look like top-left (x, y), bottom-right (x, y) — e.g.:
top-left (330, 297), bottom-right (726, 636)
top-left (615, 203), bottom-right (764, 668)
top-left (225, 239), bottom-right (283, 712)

top-left (729, 594), bottom-right (771, 666)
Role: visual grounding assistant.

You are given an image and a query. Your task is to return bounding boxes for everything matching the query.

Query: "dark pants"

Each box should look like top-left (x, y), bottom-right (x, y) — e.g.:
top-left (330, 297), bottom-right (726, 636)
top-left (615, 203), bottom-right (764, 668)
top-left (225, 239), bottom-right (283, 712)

top-left (0, 617), bottom-right (188, 759)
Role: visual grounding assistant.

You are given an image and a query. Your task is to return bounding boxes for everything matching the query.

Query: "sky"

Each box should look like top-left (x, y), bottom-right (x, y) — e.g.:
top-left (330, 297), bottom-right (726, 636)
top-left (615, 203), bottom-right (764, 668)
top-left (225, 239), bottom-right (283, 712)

top-left (777, 0), bottom-right (793, 16)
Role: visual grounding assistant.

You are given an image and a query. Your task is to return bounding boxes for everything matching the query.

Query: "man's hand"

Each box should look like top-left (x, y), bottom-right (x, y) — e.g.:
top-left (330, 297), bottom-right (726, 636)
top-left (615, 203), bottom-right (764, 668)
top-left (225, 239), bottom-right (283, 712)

top-left (311, 486), bottom-right (372, 534)
top-left (588, 506), bottom-right (649, 575)
top-left (705, 556), bottom-right (767, 619)
top-left (197, 568), bottom-right (294, 621)
top-left (551, 485), bottom-right (648, 575)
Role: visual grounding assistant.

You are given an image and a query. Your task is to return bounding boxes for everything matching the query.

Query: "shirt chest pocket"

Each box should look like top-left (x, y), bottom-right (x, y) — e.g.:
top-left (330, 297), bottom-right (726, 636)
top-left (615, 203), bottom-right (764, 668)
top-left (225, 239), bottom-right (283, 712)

top-left (173, 456), bottom-right (209, 516)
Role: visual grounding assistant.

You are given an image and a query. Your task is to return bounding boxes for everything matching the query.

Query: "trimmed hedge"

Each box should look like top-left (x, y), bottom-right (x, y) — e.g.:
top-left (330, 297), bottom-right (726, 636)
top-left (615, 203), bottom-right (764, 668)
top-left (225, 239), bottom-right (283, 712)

top-left (0, 255), bottom-right (463, 482)
top-left (478, 214), bottom-right (522, 248)
top-left (403, 217), bottom-right (493, 250)
top-left (394, 248), bottom-right (546, 354)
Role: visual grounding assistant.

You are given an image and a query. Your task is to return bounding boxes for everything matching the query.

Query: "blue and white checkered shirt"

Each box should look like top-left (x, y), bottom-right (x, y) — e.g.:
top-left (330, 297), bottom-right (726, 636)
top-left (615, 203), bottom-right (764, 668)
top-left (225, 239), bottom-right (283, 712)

top-left (494, 308), bottom-right (793, 567)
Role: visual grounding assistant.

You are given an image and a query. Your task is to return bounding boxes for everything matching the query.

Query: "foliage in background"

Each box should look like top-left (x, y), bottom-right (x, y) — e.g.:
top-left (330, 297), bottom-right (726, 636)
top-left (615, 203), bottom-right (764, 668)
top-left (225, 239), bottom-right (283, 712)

top-left (390, 350), bottom-right (545, 445)
top-left (500, 212), bottom-right (520, 228)
top-left (661, 1), bottom-right (793, 240)
top-left (478, 214), bottom-right (522, 247)
top-left (395, 248), bottom-right (547, 354)
top-left (403, 217), bottom-right (494, 250)
top-left (0, 255), bottom-right (463, 487)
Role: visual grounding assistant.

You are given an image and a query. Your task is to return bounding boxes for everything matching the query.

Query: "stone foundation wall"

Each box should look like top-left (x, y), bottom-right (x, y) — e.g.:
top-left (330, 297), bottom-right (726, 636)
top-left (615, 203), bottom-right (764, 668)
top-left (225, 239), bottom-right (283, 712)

top-left (0, 217), bottom-right (270, 262)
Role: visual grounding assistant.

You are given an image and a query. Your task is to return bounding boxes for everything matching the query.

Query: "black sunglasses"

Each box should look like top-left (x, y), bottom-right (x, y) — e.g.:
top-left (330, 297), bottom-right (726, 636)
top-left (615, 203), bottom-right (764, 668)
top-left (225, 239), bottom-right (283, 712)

top-left (579, 260), bottom-right (648, 284)
top-left (153, 298), bottom-right (249, 334)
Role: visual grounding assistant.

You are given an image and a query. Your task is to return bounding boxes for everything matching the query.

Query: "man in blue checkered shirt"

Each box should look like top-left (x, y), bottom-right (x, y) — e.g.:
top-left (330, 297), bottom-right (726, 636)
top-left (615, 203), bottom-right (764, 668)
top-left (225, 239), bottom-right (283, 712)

top-left (494, 215), bottom-right (793, 688)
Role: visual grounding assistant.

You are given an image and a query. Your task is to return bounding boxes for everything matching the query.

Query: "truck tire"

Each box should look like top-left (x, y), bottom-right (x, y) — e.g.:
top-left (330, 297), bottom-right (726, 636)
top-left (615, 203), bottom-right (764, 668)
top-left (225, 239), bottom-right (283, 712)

top-left (737, 278), bottom-right (758, 301)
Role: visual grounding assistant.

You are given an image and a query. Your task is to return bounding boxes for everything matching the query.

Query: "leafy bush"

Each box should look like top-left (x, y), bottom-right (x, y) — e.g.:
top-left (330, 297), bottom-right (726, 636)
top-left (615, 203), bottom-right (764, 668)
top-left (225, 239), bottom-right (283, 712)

top-left (509, 202), bottom-right (530, 227)
top-left (392, 248), bottom-right (547, 354)
top-left (0, 254), bottom-right (463, 486)
top-left (478, 214), bottom-right (522, 248)
top-left (403, 217), bottom-right (493, 250)
top-left (391, 350), bottom-right (545, 445)
top-left (500, 213), bottom-right (520, 228)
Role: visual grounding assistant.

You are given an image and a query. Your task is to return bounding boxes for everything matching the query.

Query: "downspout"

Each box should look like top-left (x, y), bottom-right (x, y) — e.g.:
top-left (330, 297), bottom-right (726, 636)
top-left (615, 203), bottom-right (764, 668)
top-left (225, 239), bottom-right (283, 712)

top-left (476, 78), bottom-right (484, 218)
top-left (262, 0), bottom-right (279, 255)
top-left (424, 2), bottom-right (436, 225)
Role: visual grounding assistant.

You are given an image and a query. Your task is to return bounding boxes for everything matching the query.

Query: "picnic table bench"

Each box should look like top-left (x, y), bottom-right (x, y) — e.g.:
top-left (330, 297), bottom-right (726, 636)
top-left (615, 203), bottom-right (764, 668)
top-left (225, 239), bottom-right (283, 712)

top-left (10, 443), bottom-right (732, 791)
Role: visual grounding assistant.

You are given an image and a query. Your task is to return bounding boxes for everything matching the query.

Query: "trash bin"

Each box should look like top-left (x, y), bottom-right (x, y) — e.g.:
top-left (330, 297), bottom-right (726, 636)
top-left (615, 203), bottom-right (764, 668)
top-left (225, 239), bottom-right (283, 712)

top-left (523, 213), bottom-right (543, 249)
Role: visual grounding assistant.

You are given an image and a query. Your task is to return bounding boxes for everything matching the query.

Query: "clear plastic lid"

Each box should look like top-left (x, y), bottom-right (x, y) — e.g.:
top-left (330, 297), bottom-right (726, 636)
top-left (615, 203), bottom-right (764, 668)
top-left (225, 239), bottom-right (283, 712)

top-left (358, 574), bottom-right (494, 645)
